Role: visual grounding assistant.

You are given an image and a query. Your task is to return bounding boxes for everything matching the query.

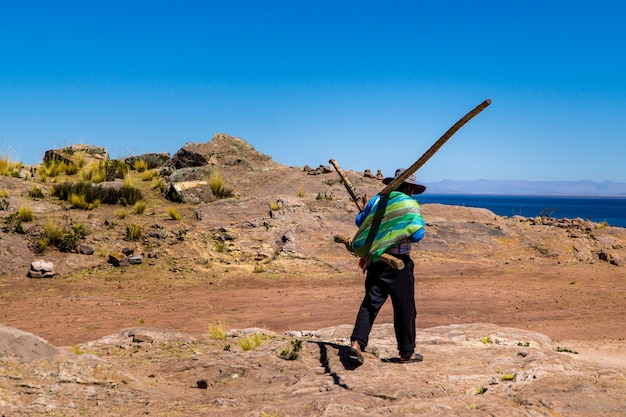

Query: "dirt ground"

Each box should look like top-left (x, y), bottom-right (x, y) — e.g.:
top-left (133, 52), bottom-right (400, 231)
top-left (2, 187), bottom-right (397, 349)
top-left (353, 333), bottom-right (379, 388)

top-left (2, 257), bottom-right (624, 351)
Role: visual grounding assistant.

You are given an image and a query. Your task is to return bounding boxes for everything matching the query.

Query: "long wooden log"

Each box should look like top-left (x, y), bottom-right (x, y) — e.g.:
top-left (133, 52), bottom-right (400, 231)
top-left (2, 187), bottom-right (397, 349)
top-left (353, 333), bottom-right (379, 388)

top-left (329, 158), bottom-right (363, 211)
top-left (379, 98), bottom-right (491, 195)
top-left (333, 235), bottom-right (404, 270)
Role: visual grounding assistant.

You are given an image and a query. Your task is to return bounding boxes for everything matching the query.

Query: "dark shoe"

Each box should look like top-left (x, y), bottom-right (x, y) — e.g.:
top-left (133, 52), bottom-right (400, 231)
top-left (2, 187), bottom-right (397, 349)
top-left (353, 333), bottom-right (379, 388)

top-left (349, 347), bottom-right (364, 365)
top-left (400, 352), bottom-right (423, 363)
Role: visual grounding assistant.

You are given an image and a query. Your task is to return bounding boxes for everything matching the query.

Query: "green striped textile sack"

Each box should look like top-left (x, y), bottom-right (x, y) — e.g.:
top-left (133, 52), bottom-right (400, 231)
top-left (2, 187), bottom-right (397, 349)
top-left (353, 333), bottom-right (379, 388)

top-left (350, 191), bottom-right (425, 263)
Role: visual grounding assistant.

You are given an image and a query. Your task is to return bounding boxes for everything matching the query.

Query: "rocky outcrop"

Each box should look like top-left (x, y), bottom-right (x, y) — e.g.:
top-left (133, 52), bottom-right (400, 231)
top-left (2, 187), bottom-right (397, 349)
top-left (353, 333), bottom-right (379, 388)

top-left (171, 133), bottom-right (276, 170)
top-left (125, 152), bottom-right (171, 170)
top-left (43, 144), bottom-right (108, 165)
top-left (0, 323), bottom-right (623, 416)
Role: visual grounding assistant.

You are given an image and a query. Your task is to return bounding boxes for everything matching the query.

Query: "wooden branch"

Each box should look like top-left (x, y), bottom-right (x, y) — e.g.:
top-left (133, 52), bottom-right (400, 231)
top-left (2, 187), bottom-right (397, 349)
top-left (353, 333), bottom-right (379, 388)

top-left (380, 98), bottom-right (491, 195)
top-left (333, 235), bottom-right (405, 270)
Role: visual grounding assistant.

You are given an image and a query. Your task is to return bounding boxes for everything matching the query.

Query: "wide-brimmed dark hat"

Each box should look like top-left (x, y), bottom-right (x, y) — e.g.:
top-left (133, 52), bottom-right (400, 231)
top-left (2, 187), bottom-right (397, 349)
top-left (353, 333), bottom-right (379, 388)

top-left (382, 168), bottom-right (426, 194)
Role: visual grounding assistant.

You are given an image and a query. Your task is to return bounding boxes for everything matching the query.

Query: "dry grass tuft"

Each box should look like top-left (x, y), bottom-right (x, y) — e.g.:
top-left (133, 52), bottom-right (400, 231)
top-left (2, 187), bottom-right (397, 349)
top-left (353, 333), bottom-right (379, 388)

top-left (167, 207), bottom-right (182, 220)
top-left (18, 205), bottom-right (34, 222)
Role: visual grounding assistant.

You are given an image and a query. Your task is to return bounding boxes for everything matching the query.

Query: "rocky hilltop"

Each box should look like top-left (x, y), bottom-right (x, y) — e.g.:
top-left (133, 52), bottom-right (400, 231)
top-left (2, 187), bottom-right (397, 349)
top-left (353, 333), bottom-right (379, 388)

top-left (1, 133), bottom-right (625, 416)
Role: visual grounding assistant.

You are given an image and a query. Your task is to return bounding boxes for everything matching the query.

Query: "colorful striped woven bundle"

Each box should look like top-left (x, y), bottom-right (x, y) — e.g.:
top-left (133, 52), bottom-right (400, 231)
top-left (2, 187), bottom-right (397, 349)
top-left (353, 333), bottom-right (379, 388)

top-left (350, 191), bottom-right (425, 263)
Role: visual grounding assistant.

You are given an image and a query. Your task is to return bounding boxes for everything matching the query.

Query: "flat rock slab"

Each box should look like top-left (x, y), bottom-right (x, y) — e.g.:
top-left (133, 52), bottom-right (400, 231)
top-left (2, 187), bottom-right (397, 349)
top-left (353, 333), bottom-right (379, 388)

top-left (1, 323), bottom-right (623, 416)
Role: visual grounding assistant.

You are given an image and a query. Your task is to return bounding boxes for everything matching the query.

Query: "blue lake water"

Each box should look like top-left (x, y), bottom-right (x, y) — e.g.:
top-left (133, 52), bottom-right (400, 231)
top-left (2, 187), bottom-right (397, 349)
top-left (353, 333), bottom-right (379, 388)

top-left (418, 194), bottom-right (626, 228)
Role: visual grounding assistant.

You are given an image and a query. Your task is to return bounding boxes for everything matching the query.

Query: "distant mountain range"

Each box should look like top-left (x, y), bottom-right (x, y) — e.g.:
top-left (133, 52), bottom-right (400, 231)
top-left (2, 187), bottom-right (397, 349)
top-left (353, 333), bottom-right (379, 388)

top-left (424, 180), bottom-right (626, 197)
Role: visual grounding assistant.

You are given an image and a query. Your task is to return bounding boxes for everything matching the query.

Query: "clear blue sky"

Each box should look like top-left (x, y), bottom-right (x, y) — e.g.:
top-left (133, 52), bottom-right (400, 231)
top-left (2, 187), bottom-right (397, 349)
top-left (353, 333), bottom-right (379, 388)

top-left (1, 1), bottom-right (625, 183)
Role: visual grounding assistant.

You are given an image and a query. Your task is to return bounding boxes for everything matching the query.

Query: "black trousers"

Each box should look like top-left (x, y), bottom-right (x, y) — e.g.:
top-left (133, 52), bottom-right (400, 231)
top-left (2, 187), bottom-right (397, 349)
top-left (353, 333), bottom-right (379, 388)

top-left (350, 254), bottom-right (416, 357)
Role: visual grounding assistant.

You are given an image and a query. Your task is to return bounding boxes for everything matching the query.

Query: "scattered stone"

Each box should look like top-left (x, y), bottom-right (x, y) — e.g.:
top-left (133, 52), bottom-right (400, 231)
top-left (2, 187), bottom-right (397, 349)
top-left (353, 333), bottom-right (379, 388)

top-left (147, 230), bottom-right (169, 240)
top-left (77, 244), bottom-right (95, 255)
top-left (108, 252), bottom-right (130, 267)
top-left (196, 379), bottom-right (208, 389)
top-left (165, 180), bottom-right (210, 204)
top-left (598, 250), bottom-right (620, 266)
top-left (363, 169), bottom-right (375, 178)
top-left (307, 164), bottom-right (332, 175)
top-left (28, 260), bottom-right (56, 278)
top-left (376, 169), bottom-right (384, 180)
top-left (122, 247), bottom-right (135, 256)
top-left (128, 255), bottom-right (143, 265)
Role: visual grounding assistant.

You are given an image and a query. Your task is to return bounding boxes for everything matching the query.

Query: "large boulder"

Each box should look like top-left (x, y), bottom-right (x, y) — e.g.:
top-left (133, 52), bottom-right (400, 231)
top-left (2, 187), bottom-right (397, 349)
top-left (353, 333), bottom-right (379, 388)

top-left (171, 133), bottom-right (277, 170)
top-left (125, 152), bottom-right (171, 170)
top-left (43, 144), bottom-right (108, 166)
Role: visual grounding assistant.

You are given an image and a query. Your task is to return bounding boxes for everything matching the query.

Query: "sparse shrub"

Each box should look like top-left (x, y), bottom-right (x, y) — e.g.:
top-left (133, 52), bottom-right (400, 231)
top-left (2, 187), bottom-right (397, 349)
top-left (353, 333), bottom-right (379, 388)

top-left (501, 373), bottom-right (516, 381)
top-left (133, 159), bottom-right (149, 172)
top-left (52, 181), bottom-right (142, 207)
top-left (140, 169), bottom-right (158, 181)
top-left (105, 159), bottom-right (129, 181)
top-left (80, 162), bottom-right (106, 183)
top-left (316, 191), bottom-right (334, 201)
top-left (209, 171), bottom-right (233, 198)
top-left (278, 339), bottom-right (302, 360)
top-left (132, 201), bottom-right (146, 215)
top-left (38, 159), bottom-right (78, 180)
top-left (64, 162), bottom-right (79, 175)
top-left (151, 177), bottom-right (167, 192)
top-left (479, 336), bottom-right (492, 344)
top-left (38, 220), bottom-right (86, 253)
top-left (73, 223), bottom-right (86, 239)
top-left (208, 322), bottom-right (227, 340)
top-left (268, 200), bottom-right (281, 211)
top-left (539, 207), bottom-right (557, 219)
top-left (17, 205), bottom-right (34, 222)
top-left (126, 223), bottom-right (142, 241)
top-left (0, 156), bottom-right (23, 177)
top-left (4, 213), bottom-right (24, 233)
top-left (214, 241), bottom-right (225, 253)
top-left (57, 223), bottom-right (87, 252)
top-left (253, 263), bottom-right (264, 273)
top-left (73, 152), bottom-right (87, 168)
top-left (0, 197), bottom-right (9, 211)
top-left (43, 219), bottom-right (64, 245)
top-left (597, 221), bottom-right (609, 229)
top-left (52, 182), bottom-right (90, 201)
top-left (167, 207), bottom-right (182, 221)
top-left (35, 238), bottom-right (48, 253)
top-left (28, 186), bottom-right (44, 199)
top-left (297, 184), bottom-right (305, 198)
top-left (70, 192), bottom-right (100, 210)
top-left (0, 188), bottom-right (8, 198)
top-left (474, 386), bottom-right (487, 395)
top-left (115, 209), bottom-right (127, 219)
top-left (119, 184), bottom-right (143, 206)
top-left (238, 334), bottom-right (270, 351)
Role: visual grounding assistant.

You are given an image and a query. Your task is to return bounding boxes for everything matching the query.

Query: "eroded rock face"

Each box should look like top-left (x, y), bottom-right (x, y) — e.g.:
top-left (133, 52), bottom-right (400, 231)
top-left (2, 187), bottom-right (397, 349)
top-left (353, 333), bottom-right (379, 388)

top-left (43, 144), bottom-right (109, 165)
top-left (171, 133), bottom-right (276, 170)
top-left (125, 152), bottom-right (171, 170)
top-left (0, 323), bottom-right (623, 416)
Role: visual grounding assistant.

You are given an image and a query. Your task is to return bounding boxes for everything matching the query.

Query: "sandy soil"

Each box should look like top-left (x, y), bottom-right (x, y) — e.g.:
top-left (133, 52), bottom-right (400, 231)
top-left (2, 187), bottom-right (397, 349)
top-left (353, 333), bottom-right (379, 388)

top-left (2, 258), bottom-right (624, 351)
